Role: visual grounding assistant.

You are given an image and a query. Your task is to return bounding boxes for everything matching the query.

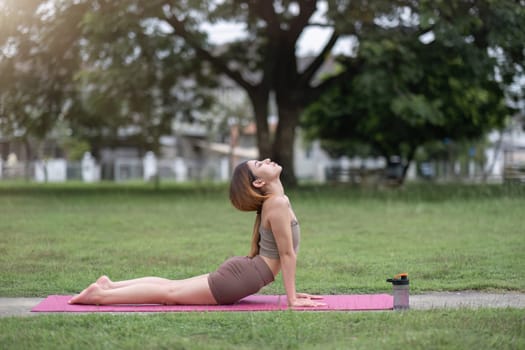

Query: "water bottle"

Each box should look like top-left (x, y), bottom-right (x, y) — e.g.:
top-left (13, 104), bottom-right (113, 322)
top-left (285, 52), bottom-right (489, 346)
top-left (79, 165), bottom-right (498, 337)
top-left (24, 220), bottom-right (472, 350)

top-left (386, 273), bottom-right (409, 310)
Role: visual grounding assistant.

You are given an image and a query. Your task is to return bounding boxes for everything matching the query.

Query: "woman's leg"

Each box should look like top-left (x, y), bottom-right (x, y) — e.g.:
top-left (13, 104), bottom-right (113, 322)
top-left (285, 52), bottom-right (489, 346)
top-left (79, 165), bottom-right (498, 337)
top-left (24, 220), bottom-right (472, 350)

top-left (97, 274), bottom-right (211, 290)
top-left (69, 274), bottom-right (217, 305)
top-left (97, 276), bottom-right (170, 289)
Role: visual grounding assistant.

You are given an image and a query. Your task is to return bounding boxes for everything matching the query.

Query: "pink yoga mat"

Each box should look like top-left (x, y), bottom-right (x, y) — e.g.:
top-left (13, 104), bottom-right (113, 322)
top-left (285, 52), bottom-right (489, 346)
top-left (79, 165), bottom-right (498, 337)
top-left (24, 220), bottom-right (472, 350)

top-left (31, 294), bottom-right (393, 313)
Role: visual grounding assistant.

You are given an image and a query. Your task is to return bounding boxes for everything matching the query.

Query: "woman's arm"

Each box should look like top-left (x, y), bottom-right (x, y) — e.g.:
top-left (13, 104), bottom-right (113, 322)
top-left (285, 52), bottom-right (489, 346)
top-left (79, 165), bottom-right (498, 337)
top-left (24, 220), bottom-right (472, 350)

top-left (265, 196), bottom-right (325, 308)
top-left (265, 196), bottom-right (298, 306)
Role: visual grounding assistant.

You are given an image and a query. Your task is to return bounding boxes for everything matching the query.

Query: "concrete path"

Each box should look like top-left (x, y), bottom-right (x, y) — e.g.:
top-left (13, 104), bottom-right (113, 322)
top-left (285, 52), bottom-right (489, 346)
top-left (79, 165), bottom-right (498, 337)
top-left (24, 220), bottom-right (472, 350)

top-left (410, 291), bottom-right (525, 310)
top-left (0, 298), bottom-right (43, 318)
top-left (1, 292), bottom-right (524, 318)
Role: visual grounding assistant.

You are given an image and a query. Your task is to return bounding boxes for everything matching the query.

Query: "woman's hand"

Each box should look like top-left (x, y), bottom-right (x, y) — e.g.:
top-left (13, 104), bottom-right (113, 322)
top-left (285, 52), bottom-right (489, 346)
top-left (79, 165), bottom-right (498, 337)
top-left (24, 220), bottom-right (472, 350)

top-left (289, 293), bottom-right (326, 307)
top-left (296, 292), bottom-right (324, 300)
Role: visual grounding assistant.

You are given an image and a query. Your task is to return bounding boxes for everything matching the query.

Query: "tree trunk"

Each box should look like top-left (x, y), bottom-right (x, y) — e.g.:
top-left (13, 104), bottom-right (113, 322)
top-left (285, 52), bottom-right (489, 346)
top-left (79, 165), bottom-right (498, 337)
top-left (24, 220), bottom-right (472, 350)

top-left (248, 88), bottom-right (271, 160)
top-left (23, 137), bottom-right (33, 182)
top-left (400, 147), bottom-right (417, 185)
top-left (248, 88), bottom-right (303, 187)
top-left (273, 102), bottom-right (301, 187)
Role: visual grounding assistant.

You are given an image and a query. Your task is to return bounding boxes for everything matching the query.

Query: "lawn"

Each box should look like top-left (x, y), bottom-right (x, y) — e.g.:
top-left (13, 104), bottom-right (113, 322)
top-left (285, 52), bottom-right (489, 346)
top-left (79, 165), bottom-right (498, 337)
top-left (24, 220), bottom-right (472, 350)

top-left (0, 181), bottom-right (524, 349)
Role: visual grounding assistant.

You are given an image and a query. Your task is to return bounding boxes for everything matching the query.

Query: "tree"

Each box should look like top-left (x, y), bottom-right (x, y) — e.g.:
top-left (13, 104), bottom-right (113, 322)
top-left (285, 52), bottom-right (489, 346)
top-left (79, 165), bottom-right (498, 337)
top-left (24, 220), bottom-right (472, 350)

top-left (0, 0), bottom-right (216, 163)
top-left (303, 36), bottom-right (511, 180)
top-left (155, 0), bottom-right (435, 185)
top-left (69, 3), bottom-right (217, 157)
top-left (302, 0), bottom-right (524, 182)
top-left (83, 0), bottom-right (357, 186)
top-left (3, 0), bottom-right (373, 185)
top-left (0, 1), bottom-right (87, 162)
top-left (2, 0), bottom-right (524, 186)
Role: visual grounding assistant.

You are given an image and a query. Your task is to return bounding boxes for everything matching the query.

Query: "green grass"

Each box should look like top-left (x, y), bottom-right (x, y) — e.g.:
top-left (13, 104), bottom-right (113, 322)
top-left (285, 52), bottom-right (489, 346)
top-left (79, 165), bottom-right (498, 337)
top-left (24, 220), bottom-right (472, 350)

top-left (0, 181), bottom-right (524, 349)
top-left (0, 309), bottom-right (524, 350)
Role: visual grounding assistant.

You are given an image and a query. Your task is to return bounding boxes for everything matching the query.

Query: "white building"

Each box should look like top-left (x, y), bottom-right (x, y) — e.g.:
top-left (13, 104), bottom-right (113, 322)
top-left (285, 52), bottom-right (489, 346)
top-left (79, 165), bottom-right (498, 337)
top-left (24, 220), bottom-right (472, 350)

top-left (485, 114), bottom-right (525, 182)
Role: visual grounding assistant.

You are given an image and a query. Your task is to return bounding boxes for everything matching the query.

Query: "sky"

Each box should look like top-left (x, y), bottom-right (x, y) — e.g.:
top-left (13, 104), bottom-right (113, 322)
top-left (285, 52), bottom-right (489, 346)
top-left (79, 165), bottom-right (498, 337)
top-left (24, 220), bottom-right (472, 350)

top-left (200, 21), bottom-right (354, 57)
top-left (198, 3), bottom-right (421, 57)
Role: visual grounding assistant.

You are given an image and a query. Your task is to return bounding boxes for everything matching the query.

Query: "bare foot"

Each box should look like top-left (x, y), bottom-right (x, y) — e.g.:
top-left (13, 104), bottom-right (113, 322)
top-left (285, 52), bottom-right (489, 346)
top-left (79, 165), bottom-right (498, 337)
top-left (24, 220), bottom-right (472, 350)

top-left (96, 275), bottom-right (113, 290)
top-left (68, 283), bottom-right (104, 305)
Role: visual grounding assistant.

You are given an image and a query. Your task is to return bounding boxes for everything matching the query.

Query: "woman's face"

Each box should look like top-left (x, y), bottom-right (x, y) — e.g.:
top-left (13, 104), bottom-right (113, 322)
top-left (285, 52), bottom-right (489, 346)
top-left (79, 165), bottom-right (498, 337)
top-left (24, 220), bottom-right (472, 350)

top-left (248, 158), bottom-right (282, 181)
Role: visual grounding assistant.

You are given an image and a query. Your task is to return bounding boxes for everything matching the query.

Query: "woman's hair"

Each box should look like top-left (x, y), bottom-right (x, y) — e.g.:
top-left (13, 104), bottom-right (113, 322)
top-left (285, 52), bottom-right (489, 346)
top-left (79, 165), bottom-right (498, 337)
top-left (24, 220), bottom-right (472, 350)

top-left (229, 161), bottom-right (269, 257)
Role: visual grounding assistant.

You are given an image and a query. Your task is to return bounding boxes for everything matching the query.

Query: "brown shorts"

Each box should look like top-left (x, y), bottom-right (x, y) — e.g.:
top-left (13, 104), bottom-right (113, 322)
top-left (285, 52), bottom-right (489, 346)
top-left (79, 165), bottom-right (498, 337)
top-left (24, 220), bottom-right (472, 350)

top-left (207, 255), bottom-right (275, 305)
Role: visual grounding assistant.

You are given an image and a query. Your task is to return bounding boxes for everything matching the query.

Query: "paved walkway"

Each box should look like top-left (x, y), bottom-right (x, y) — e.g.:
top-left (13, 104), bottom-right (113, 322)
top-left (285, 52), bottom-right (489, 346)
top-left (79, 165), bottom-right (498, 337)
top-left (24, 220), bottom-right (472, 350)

top-left (410, 291), bottom-right (525, 309)
top-left (1, 292), bottom-right (524, 317)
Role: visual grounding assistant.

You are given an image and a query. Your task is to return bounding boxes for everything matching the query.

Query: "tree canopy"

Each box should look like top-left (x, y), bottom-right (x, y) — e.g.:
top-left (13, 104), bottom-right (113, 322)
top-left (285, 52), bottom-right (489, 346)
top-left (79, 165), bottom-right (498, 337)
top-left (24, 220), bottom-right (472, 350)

top-left (302, 0), bottom-right (524, 180)
top-left (1, 0), bottom-right (524, 184)
top-left (302, 34), bottom-right (512, 176)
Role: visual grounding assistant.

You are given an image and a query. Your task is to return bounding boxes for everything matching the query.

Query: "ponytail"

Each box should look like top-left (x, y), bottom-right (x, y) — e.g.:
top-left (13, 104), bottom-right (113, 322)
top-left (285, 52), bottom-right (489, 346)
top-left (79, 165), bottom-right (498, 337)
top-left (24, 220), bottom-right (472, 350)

top-left (248, 211), bottom-right (262, 258)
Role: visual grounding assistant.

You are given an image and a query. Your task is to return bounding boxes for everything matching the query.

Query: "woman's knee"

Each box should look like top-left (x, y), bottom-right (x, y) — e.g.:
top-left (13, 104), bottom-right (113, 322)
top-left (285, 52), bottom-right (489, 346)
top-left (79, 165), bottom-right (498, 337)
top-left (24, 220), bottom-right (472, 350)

top-left (165, 280), bottom-right (217, 305)
top-left (164, 284), bottom-right (182, 304)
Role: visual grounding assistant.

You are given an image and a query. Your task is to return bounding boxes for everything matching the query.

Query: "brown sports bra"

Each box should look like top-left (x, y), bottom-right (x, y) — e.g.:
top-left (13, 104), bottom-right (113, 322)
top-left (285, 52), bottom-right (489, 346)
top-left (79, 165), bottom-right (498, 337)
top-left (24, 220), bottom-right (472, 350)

top-left (258, 220), bottom-right (300, 259)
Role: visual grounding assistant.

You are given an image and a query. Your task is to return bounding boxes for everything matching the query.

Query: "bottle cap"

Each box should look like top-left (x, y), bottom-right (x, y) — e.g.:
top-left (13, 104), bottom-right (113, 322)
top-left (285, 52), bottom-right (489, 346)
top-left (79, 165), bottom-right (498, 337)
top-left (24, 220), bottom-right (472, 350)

top-left (386, 272), bottom-right (409, 285)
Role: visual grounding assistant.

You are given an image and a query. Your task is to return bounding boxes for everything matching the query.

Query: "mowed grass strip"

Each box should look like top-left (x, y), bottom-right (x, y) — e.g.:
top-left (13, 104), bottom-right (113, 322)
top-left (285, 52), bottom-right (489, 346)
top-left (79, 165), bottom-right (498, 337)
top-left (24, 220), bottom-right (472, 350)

top-left (1, 309), bottom-right (524, 350)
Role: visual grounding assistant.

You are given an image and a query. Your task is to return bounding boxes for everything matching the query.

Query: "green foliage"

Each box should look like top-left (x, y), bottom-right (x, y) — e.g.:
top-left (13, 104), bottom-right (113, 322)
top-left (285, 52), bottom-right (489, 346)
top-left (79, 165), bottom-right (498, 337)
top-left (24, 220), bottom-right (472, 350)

top-left (0, 0), bottom-right (217, 157)
top-left (302, 0), bottom-right (524, 167)
top-left (0, 1), bottom-right (85, 149)
top-left (60, 138), bottom-right (91, 161)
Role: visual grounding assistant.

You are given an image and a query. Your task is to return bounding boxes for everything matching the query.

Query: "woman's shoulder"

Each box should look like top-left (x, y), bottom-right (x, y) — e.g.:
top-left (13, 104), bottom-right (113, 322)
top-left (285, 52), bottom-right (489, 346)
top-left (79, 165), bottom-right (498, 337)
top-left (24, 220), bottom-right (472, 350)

top-left (263, 195), bottom-right (291, 222)
top-left (264, 194), bottom-right (290, 208)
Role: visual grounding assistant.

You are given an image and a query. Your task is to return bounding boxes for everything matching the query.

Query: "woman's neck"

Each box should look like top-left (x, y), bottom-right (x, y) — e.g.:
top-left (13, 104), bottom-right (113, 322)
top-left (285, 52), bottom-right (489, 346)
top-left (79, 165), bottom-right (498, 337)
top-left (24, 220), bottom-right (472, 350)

top-left (263, 179), bottom-right (284, 196)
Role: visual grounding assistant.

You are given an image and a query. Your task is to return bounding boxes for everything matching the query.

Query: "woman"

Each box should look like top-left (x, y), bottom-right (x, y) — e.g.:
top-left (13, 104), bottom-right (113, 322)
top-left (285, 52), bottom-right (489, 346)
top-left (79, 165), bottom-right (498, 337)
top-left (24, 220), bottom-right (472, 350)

top-left (69, 159), bottom-right (324, 308)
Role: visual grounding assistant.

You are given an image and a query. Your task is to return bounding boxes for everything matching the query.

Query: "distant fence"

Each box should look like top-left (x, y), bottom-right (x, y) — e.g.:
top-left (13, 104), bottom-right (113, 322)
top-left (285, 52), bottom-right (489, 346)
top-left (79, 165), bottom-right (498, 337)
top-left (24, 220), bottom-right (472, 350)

top-left (0, 152), bottom-right (230, 183)
top-left (0, 154), bottom-right (513, 184)
top-left (0, 159), bottom-right (91, 182)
